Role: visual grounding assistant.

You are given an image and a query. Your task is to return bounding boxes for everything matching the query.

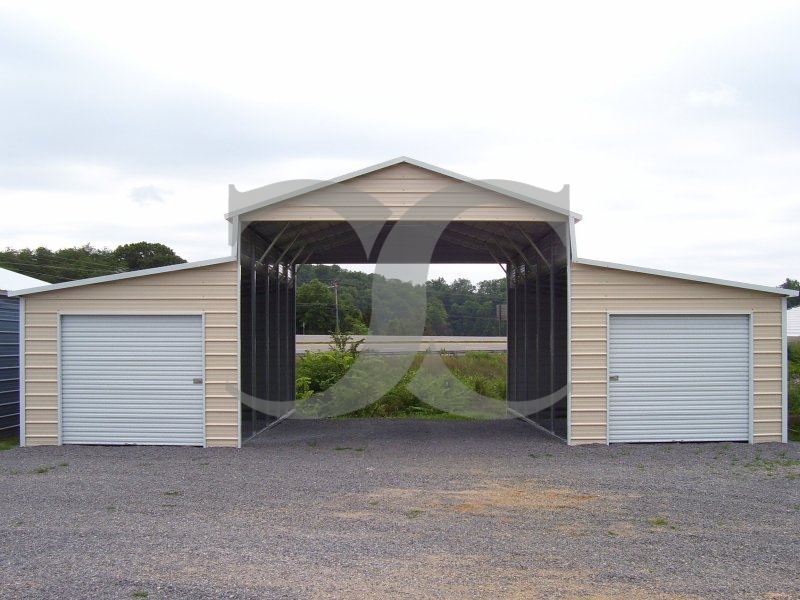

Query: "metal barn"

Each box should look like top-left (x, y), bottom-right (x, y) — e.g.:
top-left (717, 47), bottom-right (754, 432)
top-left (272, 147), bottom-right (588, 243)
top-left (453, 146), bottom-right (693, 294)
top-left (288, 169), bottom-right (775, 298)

top-left (12, 158), bottom-right (798, 447)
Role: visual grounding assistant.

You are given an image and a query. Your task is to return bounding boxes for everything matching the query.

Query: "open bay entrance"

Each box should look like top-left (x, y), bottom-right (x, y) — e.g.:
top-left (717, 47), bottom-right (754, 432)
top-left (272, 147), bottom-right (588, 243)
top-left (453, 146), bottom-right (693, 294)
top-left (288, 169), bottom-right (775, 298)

top-left (239, 219), bottom-right (568, 442)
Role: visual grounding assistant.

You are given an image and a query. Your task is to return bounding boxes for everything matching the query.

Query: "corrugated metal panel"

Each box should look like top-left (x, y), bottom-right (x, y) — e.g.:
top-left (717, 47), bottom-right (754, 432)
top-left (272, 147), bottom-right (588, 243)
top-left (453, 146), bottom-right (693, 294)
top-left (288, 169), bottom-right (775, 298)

top-left (608, 314), bottom-right (750, 443)
top-left (0, 297), bottom-right (20, 432)
top-left (61, 314), bottom-right (204, 445)
top-left (788, 307), bottom-right (800, 337)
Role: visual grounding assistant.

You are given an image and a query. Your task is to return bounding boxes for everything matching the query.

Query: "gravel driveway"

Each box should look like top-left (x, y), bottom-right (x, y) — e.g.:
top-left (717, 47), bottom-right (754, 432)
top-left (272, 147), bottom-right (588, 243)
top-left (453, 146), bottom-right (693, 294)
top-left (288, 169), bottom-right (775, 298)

top-left (1, 419), bottom-right (799, 599)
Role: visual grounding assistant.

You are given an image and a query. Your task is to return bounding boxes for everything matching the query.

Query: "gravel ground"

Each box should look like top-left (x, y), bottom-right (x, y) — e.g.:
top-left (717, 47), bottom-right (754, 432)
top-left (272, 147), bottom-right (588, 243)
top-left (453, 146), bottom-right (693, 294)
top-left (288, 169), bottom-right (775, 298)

top-left (1, 419), bottom-right (799, 600)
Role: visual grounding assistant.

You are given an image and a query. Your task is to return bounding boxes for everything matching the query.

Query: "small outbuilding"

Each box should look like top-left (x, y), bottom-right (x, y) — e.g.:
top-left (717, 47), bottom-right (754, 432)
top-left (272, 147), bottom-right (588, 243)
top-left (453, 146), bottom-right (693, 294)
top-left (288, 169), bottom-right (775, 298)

top-left (788, 306), bottom-right (800, 341)
top-left (12, 158), bottom-right (798, 447)
top-left (1, 268), bottom-right (47, 434)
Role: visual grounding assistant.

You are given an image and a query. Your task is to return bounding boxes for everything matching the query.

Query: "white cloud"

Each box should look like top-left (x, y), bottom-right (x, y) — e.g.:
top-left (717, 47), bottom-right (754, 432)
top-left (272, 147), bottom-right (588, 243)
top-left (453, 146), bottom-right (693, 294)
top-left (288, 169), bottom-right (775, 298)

top-left (130, 185), bottom-right (169, 205)
top-left (686, 84), bottom-right (739, 108)
top-left (0, 1), bottom-right (798, 286)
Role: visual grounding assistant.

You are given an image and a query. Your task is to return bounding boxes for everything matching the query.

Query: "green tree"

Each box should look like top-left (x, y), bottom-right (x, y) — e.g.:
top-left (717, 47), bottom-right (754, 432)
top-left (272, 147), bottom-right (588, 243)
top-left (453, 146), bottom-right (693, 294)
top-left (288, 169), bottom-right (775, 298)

top-left (425, 296), bottom-right (449, 335)
top-left (296, 280), bottom-right (336, 333)
top-left (780, 278), bottom-right (799, 309)
top-left (0, 244), bottom-right (119, 283)
top-left (113, 242), bottom-right (186, 271)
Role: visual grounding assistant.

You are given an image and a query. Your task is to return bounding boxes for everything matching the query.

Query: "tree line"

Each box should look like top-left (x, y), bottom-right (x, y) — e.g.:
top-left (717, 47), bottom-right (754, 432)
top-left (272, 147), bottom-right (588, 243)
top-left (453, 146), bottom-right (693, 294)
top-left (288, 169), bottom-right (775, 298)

top-left (2, 245), bottom-right (796, 331)
top-left (0, 243), bottom-right (186, 283)
top-left (296, 264), bottom-right (507, 336)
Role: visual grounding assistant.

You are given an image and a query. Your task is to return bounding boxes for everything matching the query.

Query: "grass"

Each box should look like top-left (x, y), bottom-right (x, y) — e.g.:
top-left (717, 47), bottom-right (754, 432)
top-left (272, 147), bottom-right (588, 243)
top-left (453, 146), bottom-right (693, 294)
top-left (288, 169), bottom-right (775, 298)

top-left (0, 434), bottom-right (19, 451)
top-left (743, 454), bottom-right (800, 471)
top-left (405, 509), bottom-right (424, 519)
top-left (647, 516), bottom-right (670, 527)
top-left (131, 592), bottom-right (149, 598)
top-left (163, 490), bottom-right (182, 497)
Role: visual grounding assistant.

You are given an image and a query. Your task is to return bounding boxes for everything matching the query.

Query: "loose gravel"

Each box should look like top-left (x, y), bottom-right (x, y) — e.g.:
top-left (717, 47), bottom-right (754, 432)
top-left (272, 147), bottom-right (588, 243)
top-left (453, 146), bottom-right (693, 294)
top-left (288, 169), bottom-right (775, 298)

top-left (1, 419), bottom-right (799, 600)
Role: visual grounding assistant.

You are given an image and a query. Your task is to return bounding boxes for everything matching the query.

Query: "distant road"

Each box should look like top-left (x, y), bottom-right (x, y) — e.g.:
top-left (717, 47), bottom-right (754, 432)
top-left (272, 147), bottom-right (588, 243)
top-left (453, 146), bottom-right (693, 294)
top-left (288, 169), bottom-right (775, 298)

top-left (296, 335), bottom-right (507, 354)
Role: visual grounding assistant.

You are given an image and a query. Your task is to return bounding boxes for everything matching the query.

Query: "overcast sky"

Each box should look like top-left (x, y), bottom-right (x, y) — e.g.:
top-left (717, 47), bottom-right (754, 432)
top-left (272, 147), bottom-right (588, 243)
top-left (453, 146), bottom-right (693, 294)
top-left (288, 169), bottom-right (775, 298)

top-left (1, 1), bottom-right (798, 286)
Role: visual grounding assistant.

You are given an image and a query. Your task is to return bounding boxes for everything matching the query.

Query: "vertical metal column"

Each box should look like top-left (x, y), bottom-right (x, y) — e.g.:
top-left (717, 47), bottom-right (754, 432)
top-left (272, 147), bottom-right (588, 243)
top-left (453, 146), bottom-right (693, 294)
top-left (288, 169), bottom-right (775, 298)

top-left (506, 263), bottom-right (520, 403)
top-left (267, 262), bottom-right (280, 414)
top-left (287, 264), bottom-right (297, 407)
top-left (519, 262), bottom-right (528, 408)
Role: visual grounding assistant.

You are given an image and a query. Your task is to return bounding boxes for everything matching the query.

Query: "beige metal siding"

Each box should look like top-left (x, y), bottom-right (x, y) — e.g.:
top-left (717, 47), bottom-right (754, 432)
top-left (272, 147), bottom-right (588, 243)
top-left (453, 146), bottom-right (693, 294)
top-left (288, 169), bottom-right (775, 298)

top-left (21, 261), bottom-right (238, 447)
top-left (245, 163), bottom-right (567, 222)
top-left (570, 262), bottom-right (784, 444)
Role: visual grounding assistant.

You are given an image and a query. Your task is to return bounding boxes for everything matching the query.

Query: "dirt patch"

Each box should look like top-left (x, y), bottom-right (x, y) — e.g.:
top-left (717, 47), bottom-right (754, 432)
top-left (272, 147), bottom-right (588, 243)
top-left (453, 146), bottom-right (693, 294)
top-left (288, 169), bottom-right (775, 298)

top-left (368, 480), bottom-right (608, 517)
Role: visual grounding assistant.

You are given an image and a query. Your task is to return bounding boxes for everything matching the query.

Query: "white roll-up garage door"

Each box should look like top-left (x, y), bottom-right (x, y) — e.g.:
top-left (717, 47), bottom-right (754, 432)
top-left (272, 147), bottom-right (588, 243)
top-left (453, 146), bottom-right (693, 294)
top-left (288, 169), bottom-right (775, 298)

top-left (608, 314), bottom-right (750, 443)
top-left (61, 314), bottom-right (204, 445)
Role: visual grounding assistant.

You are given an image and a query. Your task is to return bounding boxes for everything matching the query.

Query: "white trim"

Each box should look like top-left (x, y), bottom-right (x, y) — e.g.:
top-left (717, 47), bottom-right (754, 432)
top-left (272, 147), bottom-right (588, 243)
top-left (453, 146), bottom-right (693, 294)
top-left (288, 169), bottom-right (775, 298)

top-left (782, 297), bottom-right (788, 444)
top-left (201, 312), bottom-right (208, 449)
top-left (610, 308), bottom-right (753, 317)
top-left (10, 256), bottom-right (236, 297)
top-left (605, 312), bottom-right (610, 446)
top-left (566, 244), bottom-right (573, 445)
top-left (748, 312), bottom-right (754, 444)
top-left (569, 217), bottom-right (578, 261)
top-left (236, 232), bottom-right (242, 449)
top-left (226, 156), bottom-right (580, 222)
top-left (18, 297), bottom-right (25, 447)
top-left (56, 314), bottom-right (63, 445)
top-left (573, 257), bottom-right (797, 297)
top-left (56, 310), bottom-right (205, 316)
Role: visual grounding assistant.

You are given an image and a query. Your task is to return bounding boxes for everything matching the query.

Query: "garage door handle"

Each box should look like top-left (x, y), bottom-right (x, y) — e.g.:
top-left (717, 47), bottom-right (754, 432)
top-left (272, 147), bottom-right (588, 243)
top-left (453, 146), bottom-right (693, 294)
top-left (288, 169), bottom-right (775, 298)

top-left (609, 375), bottom-right (619, 381)
top-left (192, 378), bottom-right (203, 384)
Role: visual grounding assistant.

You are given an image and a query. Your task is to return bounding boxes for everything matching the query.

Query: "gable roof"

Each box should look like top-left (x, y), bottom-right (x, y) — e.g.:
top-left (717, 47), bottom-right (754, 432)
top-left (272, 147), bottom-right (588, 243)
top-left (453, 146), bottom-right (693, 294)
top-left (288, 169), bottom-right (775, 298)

top-left (10, 256), bottom-right (236, 297)
top-left (0, 267), bottom-right (47, 295)
top-left (226, 156), bottom-right (581, 222)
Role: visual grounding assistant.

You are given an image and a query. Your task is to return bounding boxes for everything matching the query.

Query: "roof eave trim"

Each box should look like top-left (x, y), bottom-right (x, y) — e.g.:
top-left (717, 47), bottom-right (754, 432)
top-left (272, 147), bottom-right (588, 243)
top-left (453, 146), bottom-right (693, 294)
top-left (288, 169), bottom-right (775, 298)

top-left (573, 257), bottom-right (799, 297)
top-left (10, 256), bottom-right (237, 297)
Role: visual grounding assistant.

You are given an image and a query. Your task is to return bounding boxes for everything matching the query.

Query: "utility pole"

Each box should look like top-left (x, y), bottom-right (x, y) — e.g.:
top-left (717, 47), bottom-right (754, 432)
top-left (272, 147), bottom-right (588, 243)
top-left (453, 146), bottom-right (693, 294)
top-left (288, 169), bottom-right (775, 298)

top-left (331, 280), bottom-right (339, 331)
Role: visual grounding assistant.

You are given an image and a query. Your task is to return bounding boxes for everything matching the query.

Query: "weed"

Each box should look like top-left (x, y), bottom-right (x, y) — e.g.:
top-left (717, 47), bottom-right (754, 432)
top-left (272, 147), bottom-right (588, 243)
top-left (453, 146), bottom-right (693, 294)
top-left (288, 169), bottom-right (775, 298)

top-left (335, 446), bottom-right (352, 451)
top-left (648, 517), bottom-right (669, 527)
top-left (58, 462), bottom-right (69, 467)
top-left (105, 506), bottom-right (115, 511)
top-left (405, 509), bottom-right (423, 519)
top-left (163, 490), bottom-right (182, 497)
top-left (132, 591), bottom-right (149, 598)
top-left (306, 440), bottom-right (318, 447)
top-left (743, 455), bottom-right (800, 471)
top-left (528, 453), bottom-right (536, 459)
top-left (607, 530), bottom-right (618, 536)
top-left (31, 466), bottom-right (55, 475)
top-left (161, 503), bottom-right (177, 508)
